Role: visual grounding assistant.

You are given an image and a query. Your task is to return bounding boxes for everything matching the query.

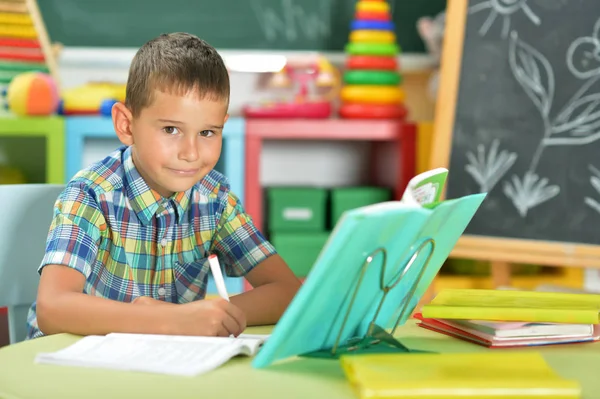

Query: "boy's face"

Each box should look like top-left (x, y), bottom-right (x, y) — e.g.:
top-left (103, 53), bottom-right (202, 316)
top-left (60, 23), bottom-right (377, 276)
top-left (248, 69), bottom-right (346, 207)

top-left (115, 89), bottom-right (229, 198)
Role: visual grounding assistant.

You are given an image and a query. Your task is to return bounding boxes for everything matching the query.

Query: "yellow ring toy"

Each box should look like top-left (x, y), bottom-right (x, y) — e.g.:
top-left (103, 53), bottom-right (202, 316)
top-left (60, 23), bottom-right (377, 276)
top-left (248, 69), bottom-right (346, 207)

top-left (341, 85), bottom-right (405, 104)
top-left (349, 30), bottom-right (396, 44)
top-left (356, 1), bottom-right (390, 13)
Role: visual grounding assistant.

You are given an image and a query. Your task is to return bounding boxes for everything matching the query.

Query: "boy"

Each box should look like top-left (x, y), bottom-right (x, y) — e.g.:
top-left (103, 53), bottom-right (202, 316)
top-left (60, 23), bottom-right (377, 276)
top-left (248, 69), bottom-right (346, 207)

top-left (26, 32), bottom-right (301, 339)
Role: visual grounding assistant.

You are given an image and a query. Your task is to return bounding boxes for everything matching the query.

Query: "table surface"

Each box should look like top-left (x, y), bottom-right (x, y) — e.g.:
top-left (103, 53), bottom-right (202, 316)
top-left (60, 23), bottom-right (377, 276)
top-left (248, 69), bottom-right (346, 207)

top-left (1, 320), bottom-right (599, 399)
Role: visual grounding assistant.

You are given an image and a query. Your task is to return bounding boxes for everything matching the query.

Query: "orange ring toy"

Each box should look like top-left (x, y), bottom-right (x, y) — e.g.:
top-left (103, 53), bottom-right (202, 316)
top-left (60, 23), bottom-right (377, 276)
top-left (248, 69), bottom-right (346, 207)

top-left (349, 30), bottom-right (396, 44)
top-left (356, 1), bottom-right (389, 13)
top-left (340, 85), bottom-right (405, 104)
top-left (346, 55), bottom-right (398, 70)
top-left (339, 103), bottom-right (408, 119)
top-left (355, 10), bottom-right (391, 21)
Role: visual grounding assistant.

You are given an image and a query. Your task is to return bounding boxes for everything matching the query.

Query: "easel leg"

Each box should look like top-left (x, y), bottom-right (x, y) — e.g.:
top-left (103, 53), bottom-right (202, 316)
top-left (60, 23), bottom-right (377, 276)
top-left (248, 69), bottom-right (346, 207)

top-left (490, 261), bottom-right (512, 288)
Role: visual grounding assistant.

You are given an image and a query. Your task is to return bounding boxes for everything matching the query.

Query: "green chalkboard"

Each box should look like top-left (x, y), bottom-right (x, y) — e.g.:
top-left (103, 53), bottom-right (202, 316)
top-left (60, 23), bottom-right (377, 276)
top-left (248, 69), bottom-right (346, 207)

top-left (38, 0), bottom-right (446, 53)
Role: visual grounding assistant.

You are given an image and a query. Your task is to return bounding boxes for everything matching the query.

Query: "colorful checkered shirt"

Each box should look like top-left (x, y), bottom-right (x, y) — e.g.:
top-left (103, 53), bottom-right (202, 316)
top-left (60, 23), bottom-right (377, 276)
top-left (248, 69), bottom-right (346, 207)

top-left (26, 145), bottom-right (276, 339)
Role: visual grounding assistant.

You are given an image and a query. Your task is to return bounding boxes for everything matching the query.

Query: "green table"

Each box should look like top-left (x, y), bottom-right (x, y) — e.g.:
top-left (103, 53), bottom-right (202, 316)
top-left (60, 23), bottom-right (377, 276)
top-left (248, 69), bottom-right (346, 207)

top-left (1, 320), bottom-right (599, 399)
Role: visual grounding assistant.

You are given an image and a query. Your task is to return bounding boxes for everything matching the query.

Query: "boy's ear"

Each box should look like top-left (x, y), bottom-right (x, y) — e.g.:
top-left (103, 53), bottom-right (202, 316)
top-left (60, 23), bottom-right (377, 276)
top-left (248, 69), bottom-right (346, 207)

top-left (112, 102), bottom-right (134, 146)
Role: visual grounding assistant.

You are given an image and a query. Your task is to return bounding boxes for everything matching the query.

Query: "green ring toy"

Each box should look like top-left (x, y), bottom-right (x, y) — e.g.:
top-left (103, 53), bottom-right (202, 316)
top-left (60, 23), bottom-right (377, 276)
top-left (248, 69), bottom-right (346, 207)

top-left (343, 70), bottom-right (402, 86)
top-left (345, 42), bottom-right (399, 56)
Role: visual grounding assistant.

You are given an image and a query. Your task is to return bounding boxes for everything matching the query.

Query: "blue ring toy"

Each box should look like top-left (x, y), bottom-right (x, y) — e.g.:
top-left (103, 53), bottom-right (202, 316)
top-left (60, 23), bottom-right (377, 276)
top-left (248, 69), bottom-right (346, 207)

top-left (351, 20), bottom-right (394, 31)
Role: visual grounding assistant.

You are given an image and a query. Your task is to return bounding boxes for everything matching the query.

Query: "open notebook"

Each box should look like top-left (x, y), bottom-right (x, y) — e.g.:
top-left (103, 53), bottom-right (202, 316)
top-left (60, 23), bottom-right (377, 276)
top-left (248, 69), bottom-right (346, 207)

top-left (34, 333), bottom-right (269, 376)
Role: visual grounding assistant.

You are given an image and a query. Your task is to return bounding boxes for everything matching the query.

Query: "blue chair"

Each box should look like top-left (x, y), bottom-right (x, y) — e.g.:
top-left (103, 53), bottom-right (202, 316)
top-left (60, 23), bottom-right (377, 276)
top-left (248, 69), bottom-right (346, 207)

top-left (0, 184), bottom-right (65, 343)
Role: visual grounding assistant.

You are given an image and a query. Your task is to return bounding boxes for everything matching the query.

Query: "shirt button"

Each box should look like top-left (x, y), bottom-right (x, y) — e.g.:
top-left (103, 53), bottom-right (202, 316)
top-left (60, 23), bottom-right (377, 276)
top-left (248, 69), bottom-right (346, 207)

top-left (160, 238), bottom-right (168, 246)
top-left (158, 287), bottom-right (166, 296)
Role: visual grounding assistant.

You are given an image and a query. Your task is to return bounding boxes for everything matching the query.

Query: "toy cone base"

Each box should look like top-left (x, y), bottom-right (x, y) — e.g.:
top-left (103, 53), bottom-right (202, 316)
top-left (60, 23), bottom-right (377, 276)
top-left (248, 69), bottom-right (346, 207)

top-left (339, 103), bottom-right (408, 119)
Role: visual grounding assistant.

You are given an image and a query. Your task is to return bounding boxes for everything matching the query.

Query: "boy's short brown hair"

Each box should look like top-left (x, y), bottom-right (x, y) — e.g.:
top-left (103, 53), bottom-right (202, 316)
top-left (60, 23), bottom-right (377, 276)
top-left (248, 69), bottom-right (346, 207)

top-left (125, 32), bottom-right (230, 116)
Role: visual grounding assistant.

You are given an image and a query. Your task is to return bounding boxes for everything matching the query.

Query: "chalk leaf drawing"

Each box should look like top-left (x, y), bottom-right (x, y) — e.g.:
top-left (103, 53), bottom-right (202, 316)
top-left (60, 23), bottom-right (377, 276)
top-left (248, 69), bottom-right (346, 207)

top-left (584, 164), bottom-right (600, 214)
top-left (464, 139), bottom-right (517, 193)
top-left (503, 172), bottom-right (560, 217)
top-left (469, 0), bottom-right (540, 38)
top-left (492, 25), bottom-right (600, 217)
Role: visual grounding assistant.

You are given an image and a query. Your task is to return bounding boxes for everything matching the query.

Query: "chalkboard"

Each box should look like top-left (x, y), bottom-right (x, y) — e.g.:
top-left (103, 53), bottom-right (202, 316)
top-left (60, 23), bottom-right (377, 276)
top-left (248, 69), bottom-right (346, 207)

top-left (37, 0), bottom-right (445, 52)
top-left (432, 0), bottom-right (600, 266)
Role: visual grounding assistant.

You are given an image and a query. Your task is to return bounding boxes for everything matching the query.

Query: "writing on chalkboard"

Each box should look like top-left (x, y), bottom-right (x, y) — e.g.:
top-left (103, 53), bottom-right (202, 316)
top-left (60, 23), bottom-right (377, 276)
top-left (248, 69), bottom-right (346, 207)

top-left (461, 3), bottom-right (600, 220)
top-left (251, 0), bottom-right (329, 43)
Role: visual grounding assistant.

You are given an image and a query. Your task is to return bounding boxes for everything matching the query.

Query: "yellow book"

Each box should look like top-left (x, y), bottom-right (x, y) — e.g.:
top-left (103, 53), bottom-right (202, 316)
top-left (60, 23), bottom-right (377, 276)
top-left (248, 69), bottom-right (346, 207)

top-left (421, 289), bottom-right (600, 324)
top-left (340, 352), bottom-right (580, 399)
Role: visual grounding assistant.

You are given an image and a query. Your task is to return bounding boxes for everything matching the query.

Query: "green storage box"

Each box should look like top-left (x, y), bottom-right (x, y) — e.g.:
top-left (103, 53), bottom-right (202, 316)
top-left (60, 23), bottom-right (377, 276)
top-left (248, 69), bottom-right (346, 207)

top-left (267, 187), bottom-right (328, 232)
top-left (271, 232), bottom-right (331, 277)
top-left (330, 186), bottom-right (392, 226)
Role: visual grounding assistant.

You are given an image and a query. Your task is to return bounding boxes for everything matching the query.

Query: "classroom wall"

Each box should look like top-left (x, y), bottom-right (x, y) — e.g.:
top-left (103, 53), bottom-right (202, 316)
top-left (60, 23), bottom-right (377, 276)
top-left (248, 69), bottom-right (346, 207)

top-left (59, 51), bottom-right (437, 188)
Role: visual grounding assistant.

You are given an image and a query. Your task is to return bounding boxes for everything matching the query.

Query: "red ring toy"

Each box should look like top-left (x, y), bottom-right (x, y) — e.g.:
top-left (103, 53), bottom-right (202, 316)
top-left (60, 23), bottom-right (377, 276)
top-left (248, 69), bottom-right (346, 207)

top-left (345, 55), bottom-right (398, 71)
top-left (339, 103), bottom-right (408, 119)
top-left (355, 10), bottom-right (391, 21)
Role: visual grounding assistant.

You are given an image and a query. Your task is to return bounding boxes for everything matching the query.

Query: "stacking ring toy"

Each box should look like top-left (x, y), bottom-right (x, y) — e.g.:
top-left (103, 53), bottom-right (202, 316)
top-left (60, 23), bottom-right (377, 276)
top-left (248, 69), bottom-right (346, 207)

top-left (350, 30), bottom-right (395, 44)
top-left (339, 103), bottom-right (408, 119)
top-left (343, 70), bottom-right (401, 85)
top-left (356, 1), bottom-right (389, 13)
top-left (346, 55), bottom-right (398, 70)
top-left (345, 42), bottom-right (399, 56)
top-left (351, 20), bottom-right (394, 31)
top-left (341, 85), bottom-right (405, 104)
top-left (356, 10), bottom-right (391, 21)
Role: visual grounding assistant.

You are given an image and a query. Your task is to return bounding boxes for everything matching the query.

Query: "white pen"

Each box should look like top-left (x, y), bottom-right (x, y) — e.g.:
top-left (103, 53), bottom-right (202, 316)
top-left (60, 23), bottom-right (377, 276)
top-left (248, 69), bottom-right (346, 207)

top-left (208, 254), bottom-right (230, 302)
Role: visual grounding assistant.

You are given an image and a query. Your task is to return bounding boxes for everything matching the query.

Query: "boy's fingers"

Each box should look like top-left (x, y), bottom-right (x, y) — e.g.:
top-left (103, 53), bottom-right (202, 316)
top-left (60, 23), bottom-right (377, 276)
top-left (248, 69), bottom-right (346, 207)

top-left (223, 303), bottom-right (246, 333)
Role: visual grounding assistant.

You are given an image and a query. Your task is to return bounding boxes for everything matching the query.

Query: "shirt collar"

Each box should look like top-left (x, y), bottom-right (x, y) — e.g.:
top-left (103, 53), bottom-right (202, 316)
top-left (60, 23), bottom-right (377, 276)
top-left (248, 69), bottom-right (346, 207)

top-left (123, 147), bottom-right (192, 225)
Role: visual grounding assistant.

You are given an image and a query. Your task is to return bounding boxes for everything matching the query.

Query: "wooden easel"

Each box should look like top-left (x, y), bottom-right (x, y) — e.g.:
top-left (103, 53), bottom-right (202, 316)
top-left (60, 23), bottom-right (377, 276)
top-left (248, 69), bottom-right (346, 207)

top-left (423, 0), bottom-right (600, 299)
top-left (0, 0), bottom-right (60, 86)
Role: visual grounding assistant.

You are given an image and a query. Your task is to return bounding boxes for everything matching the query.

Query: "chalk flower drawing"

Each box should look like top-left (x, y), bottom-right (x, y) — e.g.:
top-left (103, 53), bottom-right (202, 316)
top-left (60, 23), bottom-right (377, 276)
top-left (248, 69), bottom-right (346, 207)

top-left (468, 0), bottom-right (540, 38)
top-left (503, 172), bottom-right (560, 217)
top-left (584, 164), bottom-right (600, 214)
top-left (464, 138), bottom-right (517, 193)
top-left (496, 22), bottom-right (600, 217)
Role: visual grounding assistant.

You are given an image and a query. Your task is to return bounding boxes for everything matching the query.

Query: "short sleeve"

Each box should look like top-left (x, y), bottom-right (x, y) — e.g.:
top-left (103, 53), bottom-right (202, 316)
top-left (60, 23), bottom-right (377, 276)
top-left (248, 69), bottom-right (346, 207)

top-left (211, 191), bottom-right (276, 277)
top-left (39, 185), bottom-right (105, 278)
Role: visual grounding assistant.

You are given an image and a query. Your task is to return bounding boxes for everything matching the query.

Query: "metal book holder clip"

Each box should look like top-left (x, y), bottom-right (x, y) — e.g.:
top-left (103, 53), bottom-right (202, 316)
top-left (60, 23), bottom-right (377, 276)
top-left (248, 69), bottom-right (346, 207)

top-left (303, 237), bottom-right (436, 359)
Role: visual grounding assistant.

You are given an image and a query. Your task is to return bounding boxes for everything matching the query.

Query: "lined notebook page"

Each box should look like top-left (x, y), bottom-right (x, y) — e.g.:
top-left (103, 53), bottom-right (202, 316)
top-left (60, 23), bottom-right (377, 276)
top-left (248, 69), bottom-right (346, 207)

top-left (35, 333), bottom-right (269, 376)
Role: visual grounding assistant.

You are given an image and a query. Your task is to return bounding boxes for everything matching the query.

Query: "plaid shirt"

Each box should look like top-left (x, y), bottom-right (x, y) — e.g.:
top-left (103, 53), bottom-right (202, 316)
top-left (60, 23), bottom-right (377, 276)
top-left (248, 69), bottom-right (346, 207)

top-left (26, 146), bottom-right (276, 339)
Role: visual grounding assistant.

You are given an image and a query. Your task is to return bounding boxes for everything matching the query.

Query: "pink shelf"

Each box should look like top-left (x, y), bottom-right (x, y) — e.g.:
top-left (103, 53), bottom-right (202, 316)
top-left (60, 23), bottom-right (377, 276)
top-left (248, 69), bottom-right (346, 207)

top-left (242, 118), bottom-right (417, 292)
top-left (244, 118), bottom-right (416, 231)
top-left (245, 119), bottom-right (405, 140)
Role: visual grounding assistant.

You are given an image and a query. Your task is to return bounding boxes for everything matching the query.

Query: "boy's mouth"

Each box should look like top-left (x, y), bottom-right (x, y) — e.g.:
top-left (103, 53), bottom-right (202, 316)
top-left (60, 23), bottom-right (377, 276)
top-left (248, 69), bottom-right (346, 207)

top-left (167, 167), bottom-right (200, 176)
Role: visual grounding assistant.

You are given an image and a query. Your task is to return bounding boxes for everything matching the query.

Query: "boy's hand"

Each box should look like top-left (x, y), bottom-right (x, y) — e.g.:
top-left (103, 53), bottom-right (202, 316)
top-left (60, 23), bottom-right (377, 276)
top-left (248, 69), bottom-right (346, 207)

top-left (167, 298), bottom-right (247, 337)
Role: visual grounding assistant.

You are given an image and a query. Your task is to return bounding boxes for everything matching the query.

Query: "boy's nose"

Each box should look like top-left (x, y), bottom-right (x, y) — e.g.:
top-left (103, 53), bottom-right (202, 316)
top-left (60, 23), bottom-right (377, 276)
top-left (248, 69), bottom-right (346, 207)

top-left (178, 137), bottom-right (200, 162)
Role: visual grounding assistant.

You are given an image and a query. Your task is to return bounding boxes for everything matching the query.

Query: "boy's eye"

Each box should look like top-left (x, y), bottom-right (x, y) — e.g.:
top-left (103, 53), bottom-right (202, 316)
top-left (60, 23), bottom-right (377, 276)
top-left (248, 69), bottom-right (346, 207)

top-left (163, 126), bottom-right (179, 135)
top-left (200, 130), bottom-right (215, 137)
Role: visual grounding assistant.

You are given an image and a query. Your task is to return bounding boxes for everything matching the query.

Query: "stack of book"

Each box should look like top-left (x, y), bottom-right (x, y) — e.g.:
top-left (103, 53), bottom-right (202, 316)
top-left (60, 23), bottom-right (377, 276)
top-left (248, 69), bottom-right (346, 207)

top-left (416, 288), bottom-right (600, 348)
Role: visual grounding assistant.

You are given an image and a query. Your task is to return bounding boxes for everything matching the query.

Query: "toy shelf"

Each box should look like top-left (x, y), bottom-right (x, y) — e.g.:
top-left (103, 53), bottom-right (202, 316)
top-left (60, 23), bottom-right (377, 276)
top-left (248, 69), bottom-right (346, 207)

top-left (0, 116), bottom-right (64, 183)
top-left (244, 118), bottom-right (417, 231)
top-left (64, 116), bottom-right (247, 295)
top-left (242, 118), bottom-right (416, 292)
